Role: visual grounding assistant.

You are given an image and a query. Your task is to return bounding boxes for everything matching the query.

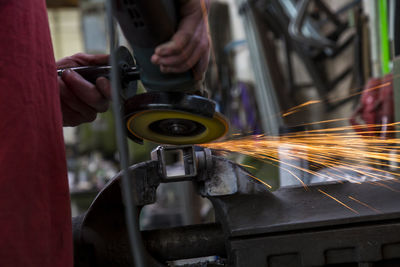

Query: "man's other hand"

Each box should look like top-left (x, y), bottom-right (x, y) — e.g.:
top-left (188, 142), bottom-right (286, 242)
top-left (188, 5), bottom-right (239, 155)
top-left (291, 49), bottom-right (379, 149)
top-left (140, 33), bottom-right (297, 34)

top-left (151, 0), bottom-right (210, 81)
top-left (57, 53), bottom-right (111, 127)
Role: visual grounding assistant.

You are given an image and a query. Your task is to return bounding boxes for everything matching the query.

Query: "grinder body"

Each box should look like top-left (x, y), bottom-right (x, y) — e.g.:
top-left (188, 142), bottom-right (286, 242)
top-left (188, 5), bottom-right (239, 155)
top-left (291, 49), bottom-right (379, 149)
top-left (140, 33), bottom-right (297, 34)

top-left (112, 0), bottom-right (202, 93)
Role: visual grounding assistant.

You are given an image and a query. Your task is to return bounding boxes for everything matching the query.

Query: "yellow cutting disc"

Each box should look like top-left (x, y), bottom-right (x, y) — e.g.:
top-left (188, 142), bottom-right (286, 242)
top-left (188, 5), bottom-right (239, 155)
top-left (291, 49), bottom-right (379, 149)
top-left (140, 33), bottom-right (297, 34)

top-left (126, 109), bottom-right (228, 144)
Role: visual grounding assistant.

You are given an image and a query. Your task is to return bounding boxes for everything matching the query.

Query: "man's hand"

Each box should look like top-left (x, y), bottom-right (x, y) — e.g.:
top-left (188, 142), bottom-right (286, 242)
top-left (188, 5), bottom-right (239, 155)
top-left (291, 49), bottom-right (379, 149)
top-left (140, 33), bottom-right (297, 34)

top-left (150, 0), bottom-right (210, 81)
top-left (57, 53), bottom-right (111, 127)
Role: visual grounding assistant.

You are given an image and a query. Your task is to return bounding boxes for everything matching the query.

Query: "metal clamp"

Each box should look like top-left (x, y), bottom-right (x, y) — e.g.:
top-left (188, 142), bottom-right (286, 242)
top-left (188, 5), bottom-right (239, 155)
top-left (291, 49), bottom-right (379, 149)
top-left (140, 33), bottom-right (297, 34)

top-left (150, 145), bottom-right (214, 183)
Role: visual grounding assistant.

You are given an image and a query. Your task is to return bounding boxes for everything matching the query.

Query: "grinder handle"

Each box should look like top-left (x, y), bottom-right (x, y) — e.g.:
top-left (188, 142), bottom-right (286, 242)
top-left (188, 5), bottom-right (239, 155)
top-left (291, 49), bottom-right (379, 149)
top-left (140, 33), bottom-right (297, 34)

top-left (57, 65), bottom-right (140, 85)
top-left (57, 66), bottom-right (112, 84)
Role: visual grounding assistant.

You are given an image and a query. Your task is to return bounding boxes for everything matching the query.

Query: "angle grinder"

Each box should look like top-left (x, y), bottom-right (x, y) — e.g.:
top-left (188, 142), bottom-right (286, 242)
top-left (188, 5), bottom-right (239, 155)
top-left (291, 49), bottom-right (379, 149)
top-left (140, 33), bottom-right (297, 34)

top-left (58, 0), bottom-right (228, 145)
top-left (113, 0), bottom-right (228, 145)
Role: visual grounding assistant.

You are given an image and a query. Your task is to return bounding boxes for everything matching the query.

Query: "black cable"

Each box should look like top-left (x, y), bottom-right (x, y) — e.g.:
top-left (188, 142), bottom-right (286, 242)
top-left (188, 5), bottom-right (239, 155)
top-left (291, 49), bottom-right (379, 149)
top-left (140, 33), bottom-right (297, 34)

top-left (106, 1), bottom-right (146, 266)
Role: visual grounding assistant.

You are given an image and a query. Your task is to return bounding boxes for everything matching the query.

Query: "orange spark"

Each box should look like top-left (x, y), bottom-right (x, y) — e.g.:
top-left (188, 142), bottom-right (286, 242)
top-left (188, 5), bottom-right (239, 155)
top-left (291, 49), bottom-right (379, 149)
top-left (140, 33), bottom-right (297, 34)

top-left (282, 110), bottom-right (299, 117)
top-left (318, 189), bottom-right (359, 214)
top-left (240, 164), bottom-right (257, 169)
top-left (367, 181), bottom-right (400, 193)
top-left (280, 79), bottom-right (393, 119)
top-left (287, 100), bottom-right (322, 112)
top-left (247, 173), bottom-right (272, 189)
top-left (296, 118), bottom-right (349, 127)
top-left (282, 100), bottom-right (321, 117)
top-left (202, 121), bottom-right (400, 193)
top-left (348, 196), bottom-right (381, 213)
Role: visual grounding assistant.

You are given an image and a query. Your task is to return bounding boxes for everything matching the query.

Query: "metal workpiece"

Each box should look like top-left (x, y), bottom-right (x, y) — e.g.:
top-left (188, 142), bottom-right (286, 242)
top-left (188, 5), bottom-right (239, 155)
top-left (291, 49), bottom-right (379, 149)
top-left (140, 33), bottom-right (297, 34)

top-left (151, 145), bottom-right (199, 182)
top-left (149, 145), bottom-right (270, 196)
top-left (195, 147), bottom-right (213, 181)
top-left (85, 145), bottom-right (265, 208)
top-left (131, 145), bottom-right (270, 203)
top-left (198, 156), bottom-right (270, 197)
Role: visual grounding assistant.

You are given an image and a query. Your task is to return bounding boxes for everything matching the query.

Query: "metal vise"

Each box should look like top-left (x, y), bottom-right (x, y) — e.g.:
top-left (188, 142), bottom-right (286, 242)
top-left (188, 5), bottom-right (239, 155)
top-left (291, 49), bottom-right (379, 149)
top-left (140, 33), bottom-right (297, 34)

top-left (73, 145), bottom-right (400, 267)
top-left (73, 145), bottom-right (268, 266)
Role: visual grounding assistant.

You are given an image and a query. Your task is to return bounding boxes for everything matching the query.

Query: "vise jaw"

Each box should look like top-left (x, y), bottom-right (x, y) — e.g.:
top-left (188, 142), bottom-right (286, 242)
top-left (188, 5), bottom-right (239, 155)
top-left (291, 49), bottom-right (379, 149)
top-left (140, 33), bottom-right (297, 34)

top-left (139, 145), bottom-right (269, 205)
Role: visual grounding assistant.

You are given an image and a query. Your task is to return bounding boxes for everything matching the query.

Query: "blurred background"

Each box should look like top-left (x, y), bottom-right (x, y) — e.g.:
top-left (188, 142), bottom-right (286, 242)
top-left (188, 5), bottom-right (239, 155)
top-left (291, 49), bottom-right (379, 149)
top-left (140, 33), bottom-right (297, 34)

top-left (46, 0), bottom-right (400, 228)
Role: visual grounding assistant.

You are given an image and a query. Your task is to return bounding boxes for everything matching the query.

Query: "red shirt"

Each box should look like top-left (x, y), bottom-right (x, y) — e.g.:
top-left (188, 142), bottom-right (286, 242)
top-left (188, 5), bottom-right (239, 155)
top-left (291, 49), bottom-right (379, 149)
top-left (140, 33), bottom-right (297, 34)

top-left (0, 1), bottom-right (73, 266)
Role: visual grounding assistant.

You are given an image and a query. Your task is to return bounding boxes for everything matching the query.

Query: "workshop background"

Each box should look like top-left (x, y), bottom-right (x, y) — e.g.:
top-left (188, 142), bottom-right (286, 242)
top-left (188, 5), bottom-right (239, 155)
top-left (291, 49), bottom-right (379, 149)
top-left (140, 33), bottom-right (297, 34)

top-left (46, 0), bottom-right (400, 228)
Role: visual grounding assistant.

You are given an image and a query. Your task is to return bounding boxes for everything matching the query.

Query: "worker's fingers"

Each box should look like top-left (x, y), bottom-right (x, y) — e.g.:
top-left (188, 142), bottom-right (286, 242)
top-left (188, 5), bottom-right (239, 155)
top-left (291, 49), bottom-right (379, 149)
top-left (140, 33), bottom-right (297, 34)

top-left (59, 77), bottom-right (98, 126)
top-left (151, 0), bottom-right (210, 79)
top-left (159, 36), bottom-right (209, 80)
top-left (95, 77), bottom-right (112, 100)
top-left (158, 49), bottom-right (204, 76)
top-left (152, 0), bottom-right (208, 58)
top-left (152, 8), bottom-right (207, 60)
top-left (154, 9), bottom-right (209, 61)
top-left (61, 69), bottom-right (109, 113)
top-left (57, 53), bottom-right (109, 69)
top-left (151, 33), bottom-right (197, 67)
top-left (60, 98), bottom-right (97, 127)
top-left (154, 31), bottom-right (192, 57)
top-left (192, 50), bottom-right (209, 81)
top-left (57, 53), bottom-right (111, 126)
top-left (154, 25), bottom-right (209, 77)
top-left (59, 77), bottom-right (97, 115)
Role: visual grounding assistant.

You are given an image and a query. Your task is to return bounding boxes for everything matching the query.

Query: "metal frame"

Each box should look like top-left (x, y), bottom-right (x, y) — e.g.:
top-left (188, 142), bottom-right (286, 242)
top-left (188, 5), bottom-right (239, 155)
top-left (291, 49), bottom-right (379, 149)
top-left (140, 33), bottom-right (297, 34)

top-left (252, 0), bottom-right (363, 110)
top-left (235, 0), bottom-right (283, 136)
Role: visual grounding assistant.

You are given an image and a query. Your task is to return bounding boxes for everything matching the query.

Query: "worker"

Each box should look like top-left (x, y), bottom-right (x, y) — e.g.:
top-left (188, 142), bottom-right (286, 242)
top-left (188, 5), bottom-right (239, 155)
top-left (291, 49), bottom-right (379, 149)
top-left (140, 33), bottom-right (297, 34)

top-left (0, 0), bottom-right (209, 266)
